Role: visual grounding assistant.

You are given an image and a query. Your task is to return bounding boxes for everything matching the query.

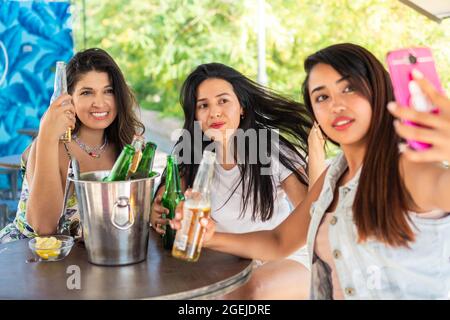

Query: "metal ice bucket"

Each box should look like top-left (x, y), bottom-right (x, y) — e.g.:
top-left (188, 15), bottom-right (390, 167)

top-left (69, 170), bottom-right (158, 266)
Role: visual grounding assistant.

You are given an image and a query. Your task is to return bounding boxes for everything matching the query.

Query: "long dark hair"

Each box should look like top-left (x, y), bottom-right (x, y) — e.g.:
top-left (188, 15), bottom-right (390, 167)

top-left (67, 48), bottom-right (144, 153)
top-left (162, 63), bottom-right (311, 222)
top-left (301, 43), bottom-right (415, 247)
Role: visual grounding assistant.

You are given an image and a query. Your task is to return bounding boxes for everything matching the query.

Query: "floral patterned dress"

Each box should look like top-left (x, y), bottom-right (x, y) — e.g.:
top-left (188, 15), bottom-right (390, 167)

top-left (0, 150), bottom-right (82, 244)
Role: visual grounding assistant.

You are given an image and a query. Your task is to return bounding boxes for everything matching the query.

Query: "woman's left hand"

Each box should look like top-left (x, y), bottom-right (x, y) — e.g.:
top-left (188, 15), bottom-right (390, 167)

top-left (387, 70), bottom-right (450, 163)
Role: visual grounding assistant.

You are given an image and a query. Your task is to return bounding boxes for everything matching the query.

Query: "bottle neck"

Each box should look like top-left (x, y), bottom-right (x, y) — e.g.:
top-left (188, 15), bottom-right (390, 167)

top-left (164, 157), bottom-right (182, 196)
top-left (140, 143), bottom-right (156, 168)
top-left (192, 161), bottom-right (214, 194)
top-left (131, 136), bottom-right (144, 151)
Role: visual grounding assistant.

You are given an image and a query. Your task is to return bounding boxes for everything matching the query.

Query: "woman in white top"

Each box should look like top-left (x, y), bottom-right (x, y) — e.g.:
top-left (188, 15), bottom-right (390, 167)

top-left (172, 44), bottom-right (450, 299)
top-left (151, 63), bottom-right (325, 299)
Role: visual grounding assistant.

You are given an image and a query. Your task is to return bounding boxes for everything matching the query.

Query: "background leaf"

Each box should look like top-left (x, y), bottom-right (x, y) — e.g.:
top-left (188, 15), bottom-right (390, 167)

top-left (0, 0), bottom-right (19, 28)
top-left (18, 7), bottom-right (54, 40)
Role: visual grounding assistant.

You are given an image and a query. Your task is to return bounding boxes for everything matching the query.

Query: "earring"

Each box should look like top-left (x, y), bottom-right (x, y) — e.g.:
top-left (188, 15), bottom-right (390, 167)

top-left (241, 113), bottom-right (244, 119)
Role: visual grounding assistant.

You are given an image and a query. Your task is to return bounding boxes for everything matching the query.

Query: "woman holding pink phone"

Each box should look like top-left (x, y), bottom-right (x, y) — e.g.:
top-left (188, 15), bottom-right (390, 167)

top-left (172, 43), bottom-right (450, 299)
top-left (388, 68), bottom-right (450, 163)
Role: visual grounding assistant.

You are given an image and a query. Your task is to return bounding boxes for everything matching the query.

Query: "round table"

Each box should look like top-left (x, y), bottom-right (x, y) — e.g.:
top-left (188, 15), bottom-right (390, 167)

top-left (0, 231), bottom-right (253, 299)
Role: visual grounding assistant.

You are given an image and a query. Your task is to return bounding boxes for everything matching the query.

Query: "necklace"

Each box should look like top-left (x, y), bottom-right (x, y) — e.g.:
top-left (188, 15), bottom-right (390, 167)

top-left (72, 133), bottom-right (108, 158)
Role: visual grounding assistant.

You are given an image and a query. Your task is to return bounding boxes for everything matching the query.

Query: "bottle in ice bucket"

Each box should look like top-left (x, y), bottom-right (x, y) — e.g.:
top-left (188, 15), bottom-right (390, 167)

top-left (131, 141), bottom-right (157, 179)
top-left (50, 61), bottom-right (71, 142)
top-left (127, 135), bottom-right (145, 179)
top-left (161, 155), bottom-right (185, 250)
top-left (103, 135), bottom-right (144, 182)
top-left (172, 150), bottom-right (215, 262)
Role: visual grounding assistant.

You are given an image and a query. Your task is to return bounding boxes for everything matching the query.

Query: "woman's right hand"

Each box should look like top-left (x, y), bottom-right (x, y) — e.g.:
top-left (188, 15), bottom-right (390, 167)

top-left (150, 195), bottom-right (170, 235)
top-left (39, 94), bottom-right (76, 142)
top-left (388, 69), bottom-right (450, 163)
top-left (170, 190), bottom-right (216, 246)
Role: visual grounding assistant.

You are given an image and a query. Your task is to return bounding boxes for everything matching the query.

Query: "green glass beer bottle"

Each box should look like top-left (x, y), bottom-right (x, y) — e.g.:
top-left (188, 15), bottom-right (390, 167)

top-left (131, 141), bottom-right (157, 179)
top-left (161, 155), bottom-right (185, 250)
top-left (104, 135), bottom-right (144, 181)
top-left (103, 144), bottom-right (135, 181)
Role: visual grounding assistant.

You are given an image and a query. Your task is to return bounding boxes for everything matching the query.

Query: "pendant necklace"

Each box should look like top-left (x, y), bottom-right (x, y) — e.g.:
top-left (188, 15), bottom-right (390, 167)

top-left (72, 133), bottom-right (108, 158)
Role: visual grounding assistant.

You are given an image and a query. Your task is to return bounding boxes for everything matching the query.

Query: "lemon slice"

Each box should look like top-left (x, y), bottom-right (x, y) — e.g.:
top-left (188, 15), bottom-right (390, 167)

top-left (34, 236), bottom-right (62, 259)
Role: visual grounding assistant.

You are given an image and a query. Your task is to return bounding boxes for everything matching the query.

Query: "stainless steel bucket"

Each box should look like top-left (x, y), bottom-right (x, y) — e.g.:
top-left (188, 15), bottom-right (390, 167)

top-left (69, 170), bottom-right (158, 266)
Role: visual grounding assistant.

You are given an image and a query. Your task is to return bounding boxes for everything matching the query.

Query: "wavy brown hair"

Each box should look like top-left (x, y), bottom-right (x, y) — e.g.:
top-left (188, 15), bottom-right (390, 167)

top-left (66, 48), bottom-right (144, 153)
top-left (301, 43), bottom-right (415, 247)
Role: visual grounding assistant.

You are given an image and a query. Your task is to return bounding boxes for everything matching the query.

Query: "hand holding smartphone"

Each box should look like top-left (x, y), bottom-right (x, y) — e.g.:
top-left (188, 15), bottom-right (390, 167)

top-left (386, 47), bottom-right (444, 150)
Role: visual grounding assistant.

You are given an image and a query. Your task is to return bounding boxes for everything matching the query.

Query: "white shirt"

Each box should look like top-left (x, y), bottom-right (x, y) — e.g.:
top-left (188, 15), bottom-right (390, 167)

top-left (211, 159), bottom-right (293, 233)
top-left (210, 153), bottom-right (309, 268)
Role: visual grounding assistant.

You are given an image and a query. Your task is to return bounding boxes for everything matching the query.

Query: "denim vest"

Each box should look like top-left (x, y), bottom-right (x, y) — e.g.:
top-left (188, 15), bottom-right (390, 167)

top-left (306, 153), bottom-right (450, 299)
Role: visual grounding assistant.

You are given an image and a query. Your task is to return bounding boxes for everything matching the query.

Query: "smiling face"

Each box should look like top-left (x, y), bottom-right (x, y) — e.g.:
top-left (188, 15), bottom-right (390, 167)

top-left (308, 63), bottom-right (372, 148)
top-left (72, 71), bottom-right (117, 130)
top-left (194, 78), bottom-right (243, 143)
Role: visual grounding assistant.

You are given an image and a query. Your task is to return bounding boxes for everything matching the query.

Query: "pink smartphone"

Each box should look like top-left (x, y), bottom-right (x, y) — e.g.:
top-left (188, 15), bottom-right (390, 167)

top-left (386, 47), bottom-right (444, 150)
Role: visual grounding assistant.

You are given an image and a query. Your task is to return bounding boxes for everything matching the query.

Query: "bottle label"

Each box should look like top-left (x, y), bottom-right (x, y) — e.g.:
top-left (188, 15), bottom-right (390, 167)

top-left (174, 208), bottom-right (193, 251)
top-left (174, 234), bottom-right (188, 251)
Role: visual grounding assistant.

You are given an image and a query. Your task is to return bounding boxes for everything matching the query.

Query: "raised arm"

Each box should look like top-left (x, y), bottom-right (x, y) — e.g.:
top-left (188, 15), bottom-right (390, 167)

top-left (401, 158), bottom-right (450, 212)
top-left (388, 69), bottom-right (450, 211)
top-left (175, 170), bottom-right (326, 261)
top-left (282, 169), bottom-right (308, 207)
top-left (26, 94), bottom-right (76, 235)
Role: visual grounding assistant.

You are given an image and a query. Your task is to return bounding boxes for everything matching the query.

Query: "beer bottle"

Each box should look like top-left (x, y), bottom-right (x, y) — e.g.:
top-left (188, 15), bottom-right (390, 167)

top-left (127, 135), bottom-right (146, 179)
top-left (103, 144), bottom-right (135, 182)
top-left (161, 155), bottom-right (184, 250)
top-left (103, 135), bottom-right (144, 181)
top-left (50, 61), bottom-right (71, 142)
top-left (172, 150), bottom-right (215, 262)
top-left (131, 141), bottom-right (157, 179)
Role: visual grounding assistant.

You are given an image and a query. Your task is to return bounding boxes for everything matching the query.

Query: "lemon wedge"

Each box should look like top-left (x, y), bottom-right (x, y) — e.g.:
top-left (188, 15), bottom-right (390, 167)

top-left (35, 236), bottom-right (62, 260)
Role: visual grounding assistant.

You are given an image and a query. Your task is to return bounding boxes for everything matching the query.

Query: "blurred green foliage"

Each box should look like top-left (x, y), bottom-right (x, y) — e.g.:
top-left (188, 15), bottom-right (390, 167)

top-left (71, 0), bottom-right (450, 120)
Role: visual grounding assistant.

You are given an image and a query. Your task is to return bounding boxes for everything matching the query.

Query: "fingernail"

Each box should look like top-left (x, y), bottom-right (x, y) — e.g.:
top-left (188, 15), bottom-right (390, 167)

top-left (175, 212), bottom-right (181, 219)
top-left (169, 221), bottom-right (174, 229)
top-left (387, 102), bottom-right (396, 112)
top-left (412, 69), bottom-right (424, 79)
top-left (408, 81), bottom-right (421, 95)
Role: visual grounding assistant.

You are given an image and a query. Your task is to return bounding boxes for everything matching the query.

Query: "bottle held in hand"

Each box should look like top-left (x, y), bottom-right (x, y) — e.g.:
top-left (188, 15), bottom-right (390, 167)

top-left (50, 61), bottom-right (71, 142)
top-left (161, 155), bottom-right (184, 250)
top-left (172, 150), bottom-right (215, 262)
